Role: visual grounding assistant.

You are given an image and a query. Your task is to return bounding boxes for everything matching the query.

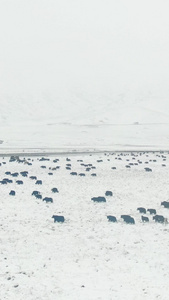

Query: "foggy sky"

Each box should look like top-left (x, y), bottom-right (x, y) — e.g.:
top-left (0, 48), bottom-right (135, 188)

top-left (0, 0), bottom-right (169, 99)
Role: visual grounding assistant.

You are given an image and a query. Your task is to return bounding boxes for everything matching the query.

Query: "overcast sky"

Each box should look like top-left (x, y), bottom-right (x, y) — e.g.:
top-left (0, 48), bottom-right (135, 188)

top-left (0, 0), bottom-right (169, 99)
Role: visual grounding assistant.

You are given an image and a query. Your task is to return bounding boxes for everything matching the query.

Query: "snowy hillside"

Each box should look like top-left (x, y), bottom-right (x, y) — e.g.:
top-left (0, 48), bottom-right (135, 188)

top-left (0, 93), bottom-right (169, 151)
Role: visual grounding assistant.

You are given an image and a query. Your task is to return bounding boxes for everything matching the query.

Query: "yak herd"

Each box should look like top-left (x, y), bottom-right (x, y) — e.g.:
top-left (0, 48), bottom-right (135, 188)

top-left (91, 195), bottom-right (169, 224)
top-left (0, 151), bottom-right (169, 225)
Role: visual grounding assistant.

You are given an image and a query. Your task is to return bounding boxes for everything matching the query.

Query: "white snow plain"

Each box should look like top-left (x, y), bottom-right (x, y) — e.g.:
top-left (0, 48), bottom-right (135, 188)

top-left (0, 152), bottom-right (169, 300)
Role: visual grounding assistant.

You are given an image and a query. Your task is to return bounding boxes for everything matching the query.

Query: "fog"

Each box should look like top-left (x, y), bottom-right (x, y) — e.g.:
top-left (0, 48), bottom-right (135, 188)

top-left (0, 0), bottom-right (169, 99)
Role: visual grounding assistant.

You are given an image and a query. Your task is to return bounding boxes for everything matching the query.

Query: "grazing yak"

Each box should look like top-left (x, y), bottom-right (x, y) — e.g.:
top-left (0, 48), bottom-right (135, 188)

top-left (70, 172), bottom-right (77, 176)
top-left (43, 197), bottom-right (53, 203)
top-left (16, 180), bottom-right (23, 185)
top-left (0, 180), bottom-right (7, 185)
top-left (30, 176), bottom-right (37, 180)
top-left (51, 188), bottom-right (59, 193)
top-left (9, 156), bottom-right (19, 162)
top-left (147, 208), bottom-right (156, 215)
top-left (144, 168), bottom-right (152, 172)
top-left (39, 157), bottom-right (50, 161)
top-left (161, 201), bottom-right (169, 208)
top-left (53, 159), bottom-right (59, 163)
top-left (91, 196), bottom-right (106, 202)
top-left (66, 167), bottom-right (71, 170)
top-left (107, 215), bottom-right (117, 222)
top-left (121, 215), bottom-right (135, 224)
top-left (35, 180), bottom-right (42, 185)
top-left (3, 178), bottom-right (12, 183)
top-left (32, 190), bottom-right (40, 196)
top-left (20, 171), bottom-right (28, 177)
top-left (35, 194), bottom-right (42, 199)
top-left (137, 207), bottom-right (146, 214)
top-left (52, 215), bottom-right (65, 223)
top-left (141, 216), bottom-right (149, 222)
top-left (105, 191), bottom-right (113, 196)
top-left (5, 172), bottom-right (11, 175)
top-left (11, 172), bottom-right (19, 177)
top-left (153, 215), bottom-right (167, 223)
top-left (9, 190), bottom-right (15, 196)
top-left (7, 179), bottom-right (13, 183)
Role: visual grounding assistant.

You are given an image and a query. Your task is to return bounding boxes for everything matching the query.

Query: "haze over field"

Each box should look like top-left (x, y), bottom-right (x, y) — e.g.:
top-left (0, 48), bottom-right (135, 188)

top-left (0, 0), bottom-right (169, 150)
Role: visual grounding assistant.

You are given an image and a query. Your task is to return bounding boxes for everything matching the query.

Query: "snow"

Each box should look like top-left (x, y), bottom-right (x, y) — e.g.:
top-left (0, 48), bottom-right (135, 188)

top-left (0, 152), bottom-right (169, 299)
top-left (1, 96), bottom-right (169, 151)
top-left (0, 1), bottom-right (169, 298)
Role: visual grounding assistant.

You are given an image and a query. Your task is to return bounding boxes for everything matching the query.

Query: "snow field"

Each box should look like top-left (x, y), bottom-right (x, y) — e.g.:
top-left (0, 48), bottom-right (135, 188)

top-left (0, 152), bottom-right (169, 300)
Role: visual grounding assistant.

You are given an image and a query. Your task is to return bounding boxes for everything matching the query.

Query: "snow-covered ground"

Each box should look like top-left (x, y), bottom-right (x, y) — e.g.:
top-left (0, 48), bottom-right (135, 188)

top-left (0, 151), bottom-right (169, 300)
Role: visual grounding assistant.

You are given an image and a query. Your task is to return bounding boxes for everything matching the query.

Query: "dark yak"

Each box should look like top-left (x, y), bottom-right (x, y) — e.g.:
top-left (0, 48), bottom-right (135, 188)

top-left (51, 188), bottom-right (59, 193)
top-left (121, 215), bottom-right (135, 224)
top-left (52, 215), bottom-right (65, 223)
top-left (30, 176), bottom-right (37, 180)
top-left (20, 171), bottom-right (28, 177)
top-left (153, 215), bottom-right (167, 223)
top-left (105, 191), bottom-right (113, 196)
top-left (35, 180), bottom-right (42, 185)
top-left (9, 190), bottom-right (15, 196)
top-left (43, 197), bottom-right (53, 203)
top-left (32, 190), bottom-right (40, 196)
top-left (141, 216), bottom-right (149, 222)
top-left (11, 172), bottom-right (19, 177)
top-left (0, 180), bottom-right (7, 184)
top-left (107, 215), bottom-right (117, 222)
top-left (147, 208), bottom-right (156, 215)
top-left (161, 201), bottom-right (169, 208)
top-left (35, 194), bottom-right (42, 199)
top-left (144, 168), bottom-right (152, 172)
top-left (137, 207), bottom-right (146, 214)
top-left (16, 180), bottom-right (23, 185)
top-left (91, 196), bottom-right (106, 202)
top-left (70, 172), bottom-right (77, 176)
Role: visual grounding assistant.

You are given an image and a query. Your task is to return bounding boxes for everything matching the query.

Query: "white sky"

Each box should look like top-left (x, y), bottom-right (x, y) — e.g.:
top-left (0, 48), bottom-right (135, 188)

top-left (0, 0), bottom-right (169, 98)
